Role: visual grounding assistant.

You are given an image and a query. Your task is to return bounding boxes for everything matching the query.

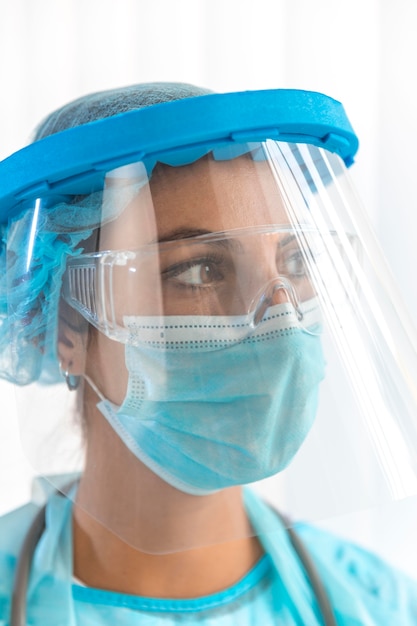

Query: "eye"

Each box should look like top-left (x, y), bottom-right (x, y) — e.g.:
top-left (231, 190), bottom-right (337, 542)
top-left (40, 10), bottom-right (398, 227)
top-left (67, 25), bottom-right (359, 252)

top-left (284, 250), bottom-right (306, 277)
top-left (164, 256), bottom-right (225, 287)
top-left (174, 262), bottom-right (218, 285)
top-left (278, 249), bottom-right (308, 279)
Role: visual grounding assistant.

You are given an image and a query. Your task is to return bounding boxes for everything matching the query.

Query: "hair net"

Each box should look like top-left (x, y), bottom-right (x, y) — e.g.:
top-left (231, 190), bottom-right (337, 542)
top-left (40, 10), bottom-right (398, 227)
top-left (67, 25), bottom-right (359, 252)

top-left (32, 82), bottom-right (213, 140)
top-left (0, 82), bottom-right (213, 386)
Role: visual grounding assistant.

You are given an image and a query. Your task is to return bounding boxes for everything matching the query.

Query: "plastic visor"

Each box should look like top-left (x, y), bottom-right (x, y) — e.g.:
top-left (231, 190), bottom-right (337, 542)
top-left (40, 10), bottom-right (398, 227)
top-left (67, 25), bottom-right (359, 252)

top-left (8, 139), bottom-right (417, 553)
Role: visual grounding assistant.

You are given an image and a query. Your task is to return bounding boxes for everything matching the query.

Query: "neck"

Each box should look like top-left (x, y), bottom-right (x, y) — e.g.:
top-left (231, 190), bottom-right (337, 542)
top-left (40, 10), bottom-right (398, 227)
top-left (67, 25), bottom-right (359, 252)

top-left (73, 405), bottom-right (263, 597)
top-left (73, 501), bottom-right (263, 598)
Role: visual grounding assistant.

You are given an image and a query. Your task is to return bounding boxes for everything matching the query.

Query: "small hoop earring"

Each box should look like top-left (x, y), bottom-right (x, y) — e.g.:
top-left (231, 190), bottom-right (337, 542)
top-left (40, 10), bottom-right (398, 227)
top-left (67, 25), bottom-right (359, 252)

top-left (59, 361), bottom-right (81, 391)
top-left (64, 371), bottom-right (81, 391)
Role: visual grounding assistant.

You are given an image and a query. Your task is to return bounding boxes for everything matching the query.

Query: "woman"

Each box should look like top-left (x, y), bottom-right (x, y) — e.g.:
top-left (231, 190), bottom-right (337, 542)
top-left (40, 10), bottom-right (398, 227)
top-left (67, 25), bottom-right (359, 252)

top-left (0, 82), bottom-right (416, 624)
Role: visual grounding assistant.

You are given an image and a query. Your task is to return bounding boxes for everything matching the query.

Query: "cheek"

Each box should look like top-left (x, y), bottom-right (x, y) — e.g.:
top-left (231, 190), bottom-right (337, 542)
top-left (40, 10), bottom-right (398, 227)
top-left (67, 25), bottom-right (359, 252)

top-left (85, 330), bottom-right (129, 406)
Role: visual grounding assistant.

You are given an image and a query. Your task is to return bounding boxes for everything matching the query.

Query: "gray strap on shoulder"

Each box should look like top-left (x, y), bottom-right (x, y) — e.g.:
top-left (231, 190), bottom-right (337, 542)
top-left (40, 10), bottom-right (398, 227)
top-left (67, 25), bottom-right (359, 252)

top-left (10, 479), bottom-right (78, 626)
top-left (276, 509), bottom-right (338, 626)
top-left (10, 503), bottom-right (47, 626)
top-left (287, 524), bottom-right (338, 626)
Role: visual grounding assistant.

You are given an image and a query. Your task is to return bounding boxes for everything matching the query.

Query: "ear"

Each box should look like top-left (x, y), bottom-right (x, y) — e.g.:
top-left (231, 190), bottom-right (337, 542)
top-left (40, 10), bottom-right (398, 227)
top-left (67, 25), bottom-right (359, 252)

top-left (57, 320), bottom-right (88, 377)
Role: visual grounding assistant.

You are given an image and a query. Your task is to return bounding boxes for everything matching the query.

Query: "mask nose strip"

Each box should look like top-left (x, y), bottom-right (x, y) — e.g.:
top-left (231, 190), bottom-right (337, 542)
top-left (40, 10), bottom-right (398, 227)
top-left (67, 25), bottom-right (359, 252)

top-left (250, 279), bottom-right (304, 328)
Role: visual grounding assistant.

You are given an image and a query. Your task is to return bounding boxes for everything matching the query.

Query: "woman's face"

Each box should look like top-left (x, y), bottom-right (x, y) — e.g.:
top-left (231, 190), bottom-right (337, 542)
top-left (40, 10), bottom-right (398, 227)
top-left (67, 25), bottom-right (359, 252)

top-left (84, 154), bottom-right (297, 405)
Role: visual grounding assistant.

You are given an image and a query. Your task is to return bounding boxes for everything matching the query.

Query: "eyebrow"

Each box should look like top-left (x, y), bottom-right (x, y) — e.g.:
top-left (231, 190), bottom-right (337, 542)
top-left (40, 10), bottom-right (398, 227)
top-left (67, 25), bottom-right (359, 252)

top-left (278, 233), bottom-right (297, 248)
top-left (157, 228), bottom-right (216, 242)
top-left (156, 227), bottom-right (244, 252)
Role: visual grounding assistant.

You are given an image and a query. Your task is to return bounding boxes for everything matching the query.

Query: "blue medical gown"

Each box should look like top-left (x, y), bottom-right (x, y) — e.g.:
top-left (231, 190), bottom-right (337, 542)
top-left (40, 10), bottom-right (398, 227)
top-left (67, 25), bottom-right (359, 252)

top-left (0, 488), bottom-right (416, 625)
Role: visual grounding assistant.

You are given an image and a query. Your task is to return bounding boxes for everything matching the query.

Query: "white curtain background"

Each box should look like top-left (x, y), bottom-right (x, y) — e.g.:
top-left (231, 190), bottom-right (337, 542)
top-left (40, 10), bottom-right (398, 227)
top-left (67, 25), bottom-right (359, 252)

top-left (1, 0), bottom-right (417, 577)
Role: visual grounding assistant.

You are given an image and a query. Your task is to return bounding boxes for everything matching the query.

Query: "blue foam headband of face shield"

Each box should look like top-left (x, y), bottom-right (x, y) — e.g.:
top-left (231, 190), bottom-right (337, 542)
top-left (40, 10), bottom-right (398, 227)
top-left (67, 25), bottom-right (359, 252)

top-left (0, 89), bottom-right (358, 224)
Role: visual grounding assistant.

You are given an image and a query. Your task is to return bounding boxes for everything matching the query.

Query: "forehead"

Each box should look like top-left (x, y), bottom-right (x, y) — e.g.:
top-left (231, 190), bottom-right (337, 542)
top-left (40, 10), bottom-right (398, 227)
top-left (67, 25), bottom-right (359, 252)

top-left (100, 154), bottom-right (290, 249)
top-left (150, 155), bottom-right (288, 235)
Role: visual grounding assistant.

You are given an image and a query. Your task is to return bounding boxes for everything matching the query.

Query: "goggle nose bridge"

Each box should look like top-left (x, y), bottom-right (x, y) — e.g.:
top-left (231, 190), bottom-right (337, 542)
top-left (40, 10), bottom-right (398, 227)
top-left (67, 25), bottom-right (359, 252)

top-left (250, 277), bottom-right (304, 328)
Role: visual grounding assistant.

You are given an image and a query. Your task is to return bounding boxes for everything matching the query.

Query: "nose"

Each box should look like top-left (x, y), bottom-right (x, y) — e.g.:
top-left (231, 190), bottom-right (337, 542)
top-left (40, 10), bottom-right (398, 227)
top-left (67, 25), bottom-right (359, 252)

top-left (270, 283), bottom-right (290, 306)
top-left (250, 277), bottom-right (303, 327)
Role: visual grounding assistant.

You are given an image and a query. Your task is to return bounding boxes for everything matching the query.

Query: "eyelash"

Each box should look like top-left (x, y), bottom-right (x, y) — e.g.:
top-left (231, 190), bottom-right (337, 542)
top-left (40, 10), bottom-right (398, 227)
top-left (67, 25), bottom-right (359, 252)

top-left (162, 252), bottom-right (226, 288)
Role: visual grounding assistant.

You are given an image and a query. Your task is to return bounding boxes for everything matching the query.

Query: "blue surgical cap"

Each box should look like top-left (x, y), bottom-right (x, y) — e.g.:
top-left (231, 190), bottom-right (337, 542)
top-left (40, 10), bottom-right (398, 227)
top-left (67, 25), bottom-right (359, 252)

top-left (33, 82), bottom-right (213, 140)
top-left (0, 82), bottom-right (213, 385)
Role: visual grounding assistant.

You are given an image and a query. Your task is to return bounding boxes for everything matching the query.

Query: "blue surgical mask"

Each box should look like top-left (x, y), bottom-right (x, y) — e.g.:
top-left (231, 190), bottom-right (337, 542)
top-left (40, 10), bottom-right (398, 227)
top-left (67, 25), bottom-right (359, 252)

top-left (97, 302), bottom-right (325, 495)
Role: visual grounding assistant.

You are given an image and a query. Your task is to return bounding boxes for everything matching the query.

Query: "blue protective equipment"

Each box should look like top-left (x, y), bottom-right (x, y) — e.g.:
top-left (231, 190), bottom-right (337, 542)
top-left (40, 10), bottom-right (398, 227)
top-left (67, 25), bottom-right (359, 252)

top-left (96, 303), bottom-right (325, 495)
top-left (0, 83), bottom-right (213, 387)
top-left (32, 82), bottom-right (215, 141)
top-left (0, 84), bottom-right (358, 387)
top-left (1, 487), bottom-right (417, 625)
top-left (3, 83), bottom-right (417, 626)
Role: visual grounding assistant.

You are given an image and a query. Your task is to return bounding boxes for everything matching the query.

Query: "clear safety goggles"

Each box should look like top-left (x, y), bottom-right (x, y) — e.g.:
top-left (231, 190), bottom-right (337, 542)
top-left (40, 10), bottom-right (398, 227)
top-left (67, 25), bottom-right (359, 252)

top-left (61, 224), bottom-right (338, 343)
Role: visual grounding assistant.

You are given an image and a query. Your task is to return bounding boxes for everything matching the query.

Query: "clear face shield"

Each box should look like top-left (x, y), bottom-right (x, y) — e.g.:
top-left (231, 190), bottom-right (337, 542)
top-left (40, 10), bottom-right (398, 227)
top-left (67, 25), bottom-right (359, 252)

top-left (3, 95), bottom-right (417, 555)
